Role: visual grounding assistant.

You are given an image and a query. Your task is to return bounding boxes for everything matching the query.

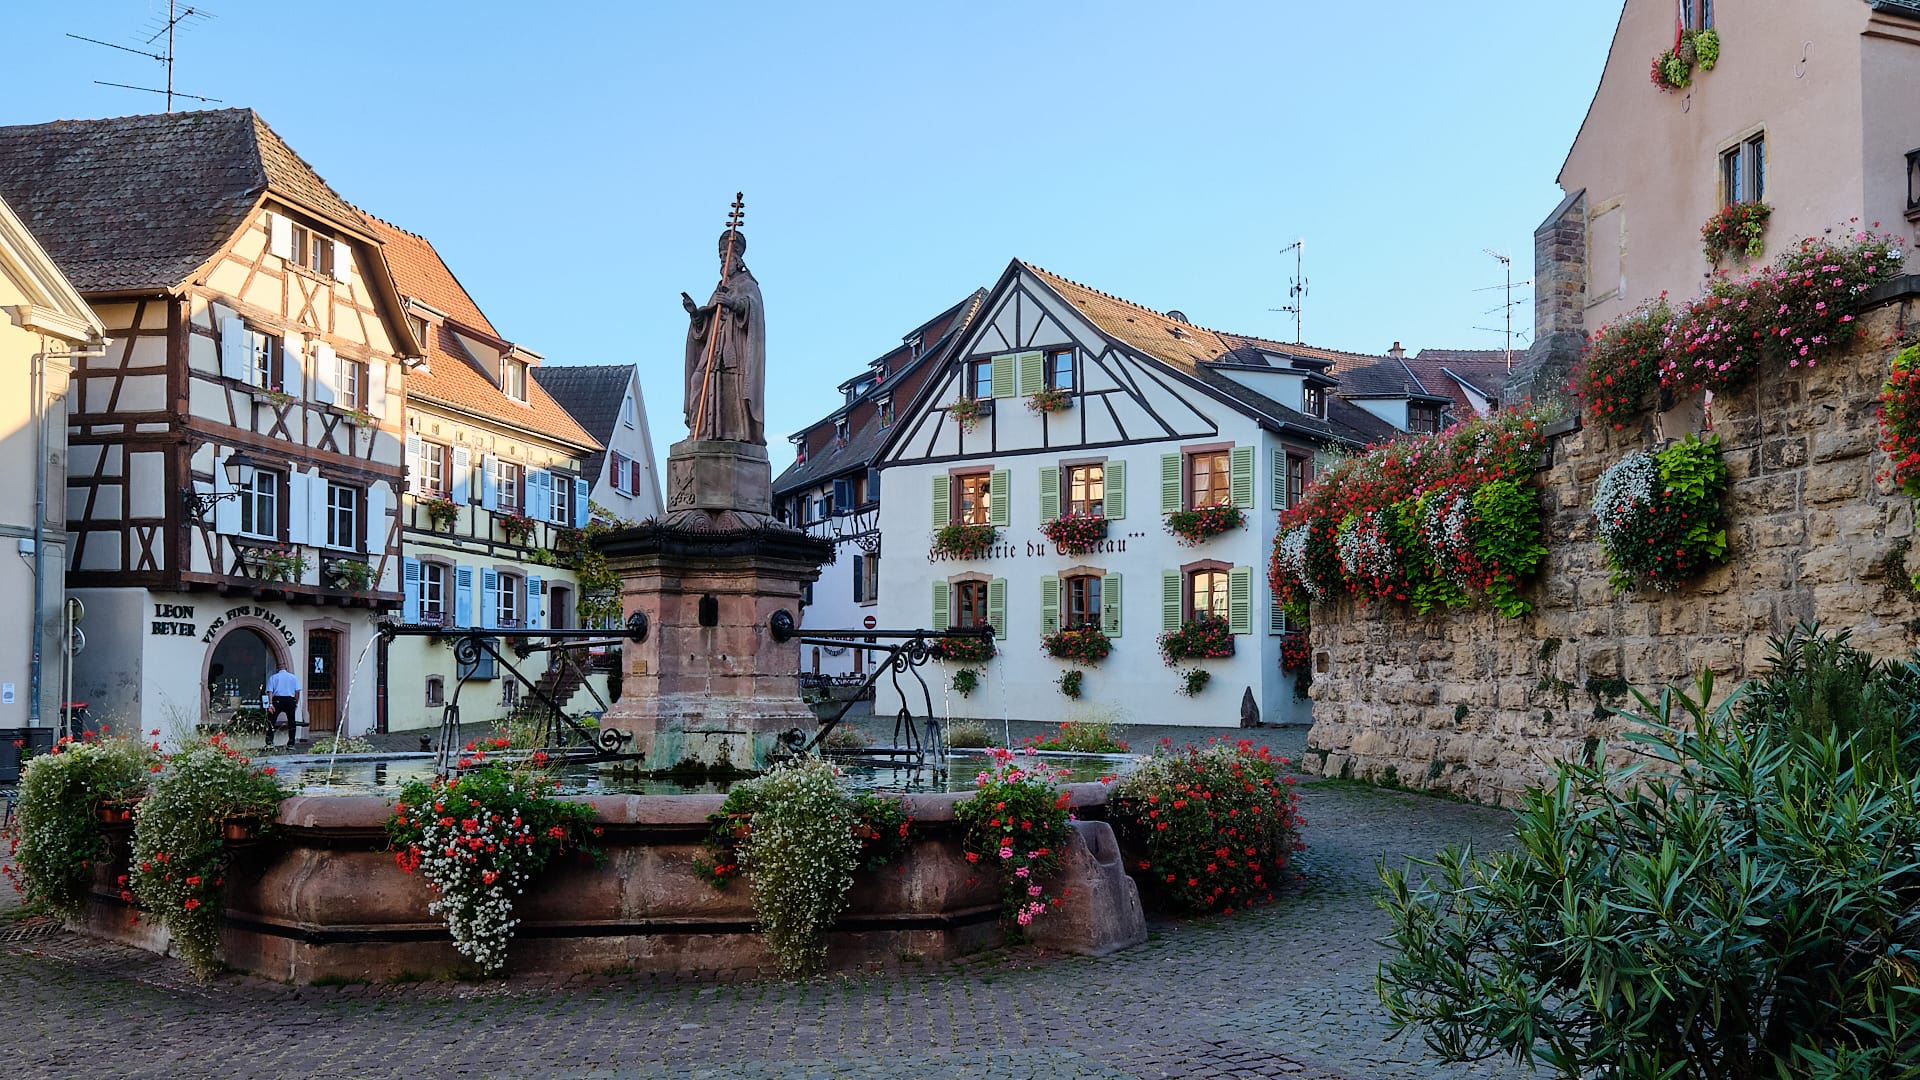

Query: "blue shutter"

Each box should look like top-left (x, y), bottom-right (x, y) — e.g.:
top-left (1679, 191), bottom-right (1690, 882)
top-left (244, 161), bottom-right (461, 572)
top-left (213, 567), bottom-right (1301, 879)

top-left (480, 568), bottom-right (499, 628)
top-left (480, 454), bottom-right (499, 511)
top-left (867, 468), bottom-right (880, 501)
top-left (833, 477), bottom-right (853, 509)
top-left (574, 477), bottom-right (590, 527)
top-left (454, 566), bottom-right (474, 627)
top-left (402, 558), bottom-right (421, 624)
top-left (451, 446), bottom-right (471, 505)
top-left (526, 574), bottom-right (544, 629)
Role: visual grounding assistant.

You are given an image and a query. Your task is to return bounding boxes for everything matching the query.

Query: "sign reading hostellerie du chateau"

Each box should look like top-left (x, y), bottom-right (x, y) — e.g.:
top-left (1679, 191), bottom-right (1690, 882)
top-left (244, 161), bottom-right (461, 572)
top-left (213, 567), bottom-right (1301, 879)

top-left (926, 532), bottom-right (1144, 564)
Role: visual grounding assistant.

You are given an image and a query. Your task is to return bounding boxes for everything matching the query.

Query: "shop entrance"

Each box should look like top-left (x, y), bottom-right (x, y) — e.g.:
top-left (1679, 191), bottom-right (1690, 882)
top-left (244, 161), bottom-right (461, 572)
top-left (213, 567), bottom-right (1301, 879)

top-left (207, 626), bottom-right (277, 724)
top-left (307, 628), bottom-right (341, 735)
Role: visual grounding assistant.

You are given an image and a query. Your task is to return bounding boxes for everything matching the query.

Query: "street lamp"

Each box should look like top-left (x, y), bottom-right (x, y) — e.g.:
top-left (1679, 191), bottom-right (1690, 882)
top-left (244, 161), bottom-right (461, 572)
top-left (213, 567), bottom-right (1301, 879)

top-left (181, 449), bottom-right (259, 519)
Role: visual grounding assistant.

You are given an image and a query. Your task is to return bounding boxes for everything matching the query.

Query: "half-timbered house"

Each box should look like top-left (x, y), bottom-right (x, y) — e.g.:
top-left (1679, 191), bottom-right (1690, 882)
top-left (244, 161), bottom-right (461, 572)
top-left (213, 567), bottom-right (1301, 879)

top-left (366, 217), bottom-right (606, 732)
top-left (875, 261), bottom-right (1402, 727)
top-left (532, 364), bottom-right (665, 524)
top-left (0, 110), bottom-right (418, 741)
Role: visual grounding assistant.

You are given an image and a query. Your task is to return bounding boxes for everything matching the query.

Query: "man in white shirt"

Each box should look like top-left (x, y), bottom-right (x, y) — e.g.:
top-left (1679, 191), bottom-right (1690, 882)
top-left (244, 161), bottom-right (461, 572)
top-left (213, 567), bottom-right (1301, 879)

top-left (265, 664), bottom-right (302, 748)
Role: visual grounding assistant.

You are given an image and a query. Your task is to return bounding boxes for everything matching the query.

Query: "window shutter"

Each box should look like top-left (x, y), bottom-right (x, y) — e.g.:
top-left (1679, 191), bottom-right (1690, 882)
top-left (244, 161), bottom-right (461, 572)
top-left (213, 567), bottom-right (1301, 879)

top-left (212, 449), bottom-right (238, 535)
top-left (366, 358), bottom-right (386, 418)
top-left (1162, 570), bottom-right (1182, 631)
top-left (480, 454), bottom-right (499, 511)
top-left (404, 434), bottom-right (422, 496)
top-left (631, 459), bottom-right (643, 496)
top-left (365, 483), bottom-right (386, 555)
top-left (526, 575), bottom-right (544, 629)
top-left (1016, 351), bottom-right (1045, 396)
top-left (574, 477), bottom-right (590, 527)
top-left (451, 445), bottom-right (471, 504)
top-left (268, 213), bottom-right (293, 260)
top-left (833, 477), bottom-right (853, 509)
top-left (1269, 593), bottom-right (1287, 635)
top-left (852, 555), bottom-right (865, 603)
top-left (330, 240), bottom-right (351, 283)
top-left (1040, 575), bottom-right (1060, 635)
top-left (480, 567), bottom-right (499, 628)
top-left (990, 353), bottom-right (1015, 399)
top-left (931, 581), bottom-right (950, 629)
top-left (454, 566), bottom-right (474, 627)
top-left (987, 578), bottom-right (1007, 640)
top-left (931, 474), bottom-right (949, 527)
top-left (286, 471), bottom-right (309, 545)
top-left (402, 558), bottom-right (422, 624)
top-left (867, 468), bottom-right (881, 500)
top-left (988, 469), bottom-right (1009, 528)
top-left (527, 471), bottom-right (550, 522)
top-left (312, 342), bottom-right (338, 405)
top-left (219, 318), bottom-right (248, 381)
top-left (608, 451), bottom-right (626, 494)
top-left (308, 475), bottom-right (330, 549)
top-left (1272, 448), bottom-right (1287, 510)
top-left (1229, 446), bottom-right (1255, 509)
top-left (1102, 572), bottom-right (1123, 637)
top-left (280, 333), bottom-right (304, 397)
top-left (1038, 466), bottom-right (1059, 522)
top-left (1229, 565), bottom-right (1253, 635)
top-left (1160, 453), bottom-right (1182, 514)
top-left (1105, 459), bottom-right (1126, 520)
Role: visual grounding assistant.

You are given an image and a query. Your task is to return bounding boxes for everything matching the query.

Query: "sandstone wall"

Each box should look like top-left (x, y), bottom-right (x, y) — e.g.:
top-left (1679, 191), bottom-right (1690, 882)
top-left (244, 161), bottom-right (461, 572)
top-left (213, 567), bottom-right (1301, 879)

top-left (1305, 297), bottom-right (1920, 806)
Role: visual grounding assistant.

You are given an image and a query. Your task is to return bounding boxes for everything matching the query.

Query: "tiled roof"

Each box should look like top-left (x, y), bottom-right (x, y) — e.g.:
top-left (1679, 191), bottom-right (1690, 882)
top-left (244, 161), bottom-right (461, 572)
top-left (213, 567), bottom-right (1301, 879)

top-left (1411, 349), bottom-right (1511, 417)
top-left (364, 216), bottom-right (597, 451)
top-left (0, 109), bottom-right (364, 293)
top-left (531, 364), bottom-right (636, 482)
top-left (1330, 355), bottom-right (1437, 399)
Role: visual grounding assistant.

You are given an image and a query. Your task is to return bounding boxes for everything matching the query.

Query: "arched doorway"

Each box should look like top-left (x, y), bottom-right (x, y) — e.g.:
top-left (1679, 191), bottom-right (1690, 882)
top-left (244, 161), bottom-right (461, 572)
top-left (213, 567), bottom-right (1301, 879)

top-left (205, 625), bottom-right (283, 727)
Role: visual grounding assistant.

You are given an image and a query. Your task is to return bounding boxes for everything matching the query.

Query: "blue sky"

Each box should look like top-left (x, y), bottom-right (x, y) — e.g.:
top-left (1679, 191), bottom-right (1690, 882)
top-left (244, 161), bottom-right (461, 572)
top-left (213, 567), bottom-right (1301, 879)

top-left (6, 1), bottom-right (1621, 473)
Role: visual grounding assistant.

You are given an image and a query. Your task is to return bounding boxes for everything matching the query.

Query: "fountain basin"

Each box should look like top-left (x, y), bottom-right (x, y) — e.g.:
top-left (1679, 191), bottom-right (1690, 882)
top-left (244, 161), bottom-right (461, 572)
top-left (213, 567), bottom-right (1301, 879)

top-left (77, 781), bottom-right (1143, 982)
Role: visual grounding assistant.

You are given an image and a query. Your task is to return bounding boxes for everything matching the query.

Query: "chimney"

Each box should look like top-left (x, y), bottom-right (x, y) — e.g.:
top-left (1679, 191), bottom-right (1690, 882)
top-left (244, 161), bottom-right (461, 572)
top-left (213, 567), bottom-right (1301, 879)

top-left (1389, 342), bottom-right (1404, 360)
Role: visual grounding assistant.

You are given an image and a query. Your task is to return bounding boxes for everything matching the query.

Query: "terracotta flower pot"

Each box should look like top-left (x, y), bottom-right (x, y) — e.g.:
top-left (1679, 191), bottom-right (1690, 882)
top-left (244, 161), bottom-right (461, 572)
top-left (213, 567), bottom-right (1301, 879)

top-left (221, 818), bottom-right (260, 842)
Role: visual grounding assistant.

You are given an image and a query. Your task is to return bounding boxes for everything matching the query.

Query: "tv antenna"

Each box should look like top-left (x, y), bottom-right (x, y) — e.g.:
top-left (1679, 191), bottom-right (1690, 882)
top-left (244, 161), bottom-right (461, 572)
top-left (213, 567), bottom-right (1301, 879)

top-left (68, 2), bottom-right (221, 112)
top-left (1475, 248), bottom-right (1532, 370)
top-left (1267, 239), bottom-right (1308, 343)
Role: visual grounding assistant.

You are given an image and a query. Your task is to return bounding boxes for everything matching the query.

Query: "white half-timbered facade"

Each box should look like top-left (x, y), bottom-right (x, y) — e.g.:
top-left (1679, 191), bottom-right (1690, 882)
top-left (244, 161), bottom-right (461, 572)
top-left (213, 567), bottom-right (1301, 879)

top-left (876, 261), bottom-right (1400, 727)
top-left (0, 110), bottom-right (418, 741)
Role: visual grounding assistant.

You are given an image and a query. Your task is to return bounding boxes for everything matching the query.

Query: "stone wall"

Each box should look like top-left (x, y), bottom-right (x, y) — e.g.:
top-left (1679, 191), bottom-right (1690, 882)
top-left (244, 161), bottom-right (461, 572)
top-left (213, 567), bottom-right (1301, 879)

top-left (1305, 296), bottom-right (1920, 806)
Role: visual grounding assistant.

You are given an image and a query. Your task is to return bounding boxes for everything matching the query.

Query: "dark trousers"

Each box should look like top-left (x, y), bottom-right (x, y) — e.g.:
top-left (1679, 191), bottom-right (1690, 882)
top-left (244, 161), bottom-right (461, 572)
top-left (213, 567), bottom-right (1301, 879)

top-left (272, 696), bottom-right (299, 746)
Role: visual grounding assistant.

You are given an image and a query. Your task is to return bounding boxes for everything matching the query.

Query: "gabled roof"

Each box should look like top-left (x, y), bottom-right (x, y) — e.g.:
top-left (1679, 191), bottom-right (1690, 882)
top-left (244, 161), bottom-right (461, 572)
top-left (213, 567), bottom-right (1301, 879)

top-left (365, 216), bottom-right (596, 451)
top-left (0, 109), bottom-right (368, 294)
top-left (531, 364), bottom-right (640, 482)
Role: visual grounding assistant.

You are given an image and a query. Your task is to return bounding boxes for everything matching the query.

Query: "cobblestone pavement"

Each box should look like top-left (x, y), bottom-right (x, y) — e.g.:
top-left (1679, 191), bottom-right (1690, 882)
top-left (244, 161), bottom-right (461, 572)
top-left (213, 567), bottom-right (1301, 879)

top-left (0, 730), bottom-right (1533, 1080)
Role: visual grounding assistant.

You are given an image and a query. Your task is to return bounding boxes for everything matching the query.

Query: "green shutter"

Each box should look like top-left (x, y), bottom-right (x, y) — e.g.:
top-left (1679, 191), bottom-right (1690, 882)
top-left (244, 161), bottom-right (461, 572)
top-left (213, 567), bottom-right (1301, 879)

top-left (1160, 453), bottom-right (1182, 514)
top-left (1102, 572), bottom-right (1122, 637)
top-left (987, 578), bottom-right (1007, 640)
top-left (1017, 351), bottom-right (1045, 396)
top-left (1105, 459), bottom-right (1126, 520)
top-left (1162, 570), bottom-right (1182, 631)
top-left (932, 474), bottom-right (949, 527)
top-left (1271, 448), bottom-right (1286, 509)
top-left (1230, 445), bottom-right (1255, 509)
top-left (1039, 465), bottom-right (1059, 522)
top-left (932, 581), bottom-right (950, 630)
top-left (988, 469), bottom-right (1010, 528)
top-left (990, 353), bottom-right (1015, 399)
top-left (1229, 565), bottom-right (1253, 634)
top-left (1041, 576), bottom-right (1060, 636)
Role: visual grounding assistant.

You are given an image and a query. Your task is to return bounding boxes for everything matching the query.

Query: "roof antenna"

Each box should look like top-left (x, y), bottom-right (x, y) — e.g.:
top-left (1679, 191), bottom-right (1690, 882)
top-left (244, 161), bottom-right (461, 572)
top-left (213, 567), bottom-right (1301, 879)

top-left (1473, 249), bottom-right (1533, 371)
top-left (1270, 239), bottom-right (1307, 344)
top-left (68, 1), bottom-right (221, 112)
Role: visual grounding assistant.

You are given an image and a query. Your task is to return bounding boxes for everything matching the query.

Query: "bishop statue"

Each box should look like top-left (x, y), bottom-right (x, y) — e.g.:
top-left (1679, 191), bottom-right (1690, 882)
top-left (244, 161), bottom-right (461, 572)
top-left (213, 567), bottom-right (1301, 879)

top-left (681, 199), bottom-right (766, 445)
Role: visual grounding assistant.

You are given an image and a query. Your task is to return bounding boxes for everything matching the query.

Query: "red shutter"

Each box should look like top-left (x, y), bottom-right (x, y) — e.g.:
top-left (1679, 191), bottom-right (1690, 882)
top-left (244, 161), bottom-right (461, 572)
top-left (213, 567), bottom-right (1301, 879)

top-left (609, 452), bottom-right (627, 493)
top-left (630, 459), bottom-right (642, 494)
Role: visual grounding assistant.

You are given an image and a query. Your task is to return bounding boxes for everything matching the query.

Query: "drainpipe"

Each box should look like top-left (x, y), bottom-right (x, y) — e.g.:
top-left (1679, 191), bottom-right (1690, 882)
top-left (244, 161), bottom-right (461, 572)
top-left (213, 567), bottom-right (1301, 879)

top-left (29, 336), bottom-right (47, 729)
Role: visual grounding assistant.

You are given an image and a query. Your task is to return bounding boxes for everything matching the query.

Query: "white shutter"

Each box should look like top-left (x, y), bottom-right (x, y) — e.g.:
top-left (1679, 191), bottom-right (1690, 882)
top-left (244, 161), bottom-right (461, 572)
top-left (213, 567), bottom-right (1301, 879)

top-left (451, 446), bottom-right (471, 504)
top-left (365, 358), bottom-right (387, 418)
top-left (220, 319), bottom-right (248, 381)
top-left (268, 213), bottom-right (293, 260)
top-left (526, 575), bottom-right (544, 629)
top-left (312, 342), bottom-right (338, 405)
top-left (404, 434), bottom-right (422, 495)
top-left (287, 471), bottom-right (311, 545)
top-left (480, 454), bottom-right (499, 511)
top-left (330, 240), bottom-right (351, 283)
top-left (280, 332), bottom-right (303, 398)
top-left (308, 475), bottom-right (331, 548)
top-left (365, 482), bottom-right (387, 556)
top-left (212, 449), bottom-right (239, 535)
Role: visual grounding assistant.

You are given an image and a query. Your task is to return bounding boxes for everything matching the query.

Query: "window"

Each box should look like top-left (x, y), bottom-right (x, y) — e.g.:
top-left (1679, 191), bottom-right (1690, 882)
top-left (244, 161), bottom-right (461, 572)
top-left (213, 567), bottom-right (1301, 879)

top-left (408, 314), bottom-right (430, 347)
top-left (495, 572), bottom-right (520, 627)
top-left (968, 359), bottom-right (993, 401)
top-left (425, 676), bottom-right (444, 708)
top-left (245, 329), bottom-right (280, 390)
top-left (1721, 134), bottom-right (1766, 206)
top-left (325, 482), bottom-right (359, 549)
top-left (421, 443), bottom-right (448, 496)
top-left (1188, 450), bottom-right (1231, 509)
top-left (834, 418), bottom-right (849, 443)
top-left (1287, 453), bottom-right (1312, 508)
top-left (863, 552), bottom-right (880, 603)
top-left (239, 470), bottom-right (280, 539)
top-left (1303, 385), bottom-right (1327, 420)
top-left (502, 679), bottom-right (520, 707)
top-left (1066, 463), bottom-right (1105, 517)
top-left (1189, 568), bottom-right (1229, 622)
top-left (1045, 348), bottom-right (1075, 391)
top-left (906, 333), bottom-right (924, 358)
top-left (420, 562), bottom-right (447, 624)
top-left (1681, 0), bottom-right (1713, 30)
top-left (956, 473), bottom-right (992, 525)
top-left (1064, 574), bottom-right (1103, 629)
top-left (551, 475), bottom-right (571, 525)
top-left (621, 395), bottom-right (636, 428)
top-left (502, 358), bottom-right (528, 402)
top-left (793, 441), bottom-right (808, 465)
top-left (289, 223), bottom-right (334, 277)
top-left (1408, 403), bottom-right (1441, 435)
top-left (494, 460), bottom-right (523, 512)
top-left (879, 398), bottom-right (894, 428)
top-left (954, 580), bottom-right (989, 629)
top-left (333, 353), bottom-right (365, 411)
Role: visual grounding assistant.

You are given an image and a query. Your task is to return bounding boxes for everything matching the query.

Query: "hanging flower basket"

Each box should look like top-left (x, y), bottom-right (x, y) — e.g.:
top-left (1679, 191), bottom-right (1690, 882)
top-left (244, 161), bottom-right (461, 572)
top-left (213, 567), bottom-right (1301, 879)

top-left (950, 397), bottom-right (991, 431)
top-left (1057, 669), bottom-right (1083, 699)
top-left (1701, 201), bottom-right (1772, 262)
top-left (1039, 512), bottom-right (1108, 555)
top-left (1176, 668), bottom-right (1211, 697)
top-left (1158, 614), bottom-right (1235, 665)
top-left (933, 523), bottom-right (998, 559)
top-left (1027, 387), bottom-right (1071, 415)
top-left (1651, 28), bottom-right (1719, 92)
top-left (1041, 626), bottom-right (1113, 665)
top-left (1165, 505), bottom-right (1245, 546)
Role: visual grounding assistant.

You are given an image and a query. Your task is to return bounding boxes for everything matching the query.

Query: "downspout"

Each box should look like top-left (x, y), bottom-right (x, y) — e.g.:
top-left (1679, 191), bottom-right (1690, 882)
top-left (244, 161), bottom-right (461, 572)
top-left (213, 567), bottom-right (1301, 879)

top-left (29, 335), bottom-right (47, 729)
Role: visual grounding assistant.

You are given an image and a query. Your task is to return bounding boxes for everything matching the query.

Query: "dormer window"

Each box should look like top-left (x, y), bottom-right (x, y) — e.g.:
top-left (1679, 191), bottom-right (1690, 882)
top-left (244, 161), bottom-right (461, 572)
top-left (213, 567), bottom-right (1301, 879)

top-left (878, 397), bottom-right (894, 428)
top-left (1303, 385), bottom-right (1327, 420)
top-left (502, 358), bottom-right (528, 402)
top-left (906, 333), bottom-right (924, 358)
top-left (290, 224), bottom-right (334, 277)
top-left (835, 418), bottom-right (849, 443)
top-left (408, 314), bottom-right (430, 347)
top-left (794, 440), bottom-right (808, 465)
top-left (1409, 403), bottom-right (1441, 435)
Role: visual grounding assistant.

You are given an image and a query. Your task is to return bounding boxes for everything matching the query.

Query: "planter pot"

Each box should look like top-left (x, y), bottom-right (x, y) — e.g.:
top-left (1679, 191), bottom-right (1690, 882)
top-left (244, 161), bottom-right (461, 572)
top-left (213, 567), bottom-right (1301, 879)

top-left (222, 819), bottom-right (262, 843)
top-left (98, 800), bottom-right (140, 825)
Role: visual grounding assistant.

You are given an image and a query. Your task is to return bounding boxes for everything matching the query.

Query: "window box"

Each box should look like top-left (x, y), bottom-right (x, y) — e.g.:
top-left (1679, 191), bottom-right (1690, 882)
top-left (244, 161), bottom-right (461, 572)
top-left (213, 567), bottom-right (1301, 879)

top-left (422, 497), bottom-right (459, 533)
top-left (242, 544), bottom-right (307, 584)
top-left (325, 556), bottom-right (377, 593)
top-left (498, 512), bottom-right (536, 544)
top-left (933, 522), bottom-right (998, 559)
top-left (1041, 626), bottom-right (1113, 666)
top-left (1157, 614), bottom-right (1235, 665)
top-left (950, 396), bottom-right (992, 430)
top-left (1027, 387), bottom-right (1071, 415)
top-left (1165, 504), bottom-right (1246, 546)
top-left (253, 384), bottom-right (295, 408)
top-left (1039, 512), bottom-right (1107, 556)
top-left (932, 634), bottom-right (996, 665)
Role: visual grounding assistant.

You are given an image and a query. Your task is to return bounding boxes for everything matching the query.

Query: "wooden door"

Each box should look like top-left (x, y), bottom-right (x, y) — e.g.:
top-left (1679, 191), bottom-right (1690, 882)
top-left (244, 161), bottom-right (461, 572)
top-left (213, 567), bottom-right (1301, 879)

top-left (307, 629), bottom-right (340, 734)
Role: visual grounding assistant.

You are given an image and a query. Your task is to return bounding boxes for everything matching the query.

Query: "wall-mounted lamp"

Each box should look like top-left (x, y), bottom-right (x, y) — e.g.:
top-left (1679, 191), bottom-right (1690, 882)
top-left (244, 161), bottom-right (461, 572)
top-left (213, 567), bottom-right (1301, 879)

top-left (181, 449), bottom-right (258, 519)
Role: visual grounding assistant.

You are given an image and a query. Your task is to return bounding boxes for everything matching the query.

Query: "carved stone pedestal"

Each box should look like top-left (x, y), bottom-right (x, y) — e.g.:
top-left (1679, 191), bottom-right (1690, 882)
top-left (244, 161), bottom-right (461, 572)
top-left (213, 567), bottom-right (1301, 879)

top-left (595, 521), bottom-right (831, 771)
top-left (662, 438), bottom-right (773, 530)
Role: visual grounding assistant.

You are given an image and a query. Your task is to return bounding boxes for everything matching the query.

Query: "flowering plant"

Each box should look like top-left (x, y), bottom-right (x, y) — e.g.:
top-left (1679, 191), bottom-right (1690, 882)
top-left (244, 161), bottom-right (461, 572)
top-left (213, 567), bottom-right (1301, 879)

top-left (422, 496), bottom-right (459, 532)
top-left (951, 667), bottom-right (981, 697)
top-left (1651, 47), bottom-right (1691, 91)
top-left (953, 747), bottom-right (1076, 928)
top-left (6, 729), bottom-right (158, 920)
top-left (1109, 739), bottom-right (1302, 914)
top-left (1592, 435), bottom-right (1729, 592)
top-left (250, 544), bottom-right (307, 583)
top-left (344, 408), bottom-right (378, 428)
top-left (497, 512), bottom-right (536, 544)
top-left (1576, 296), bottom-right (1672, 430)
top-left (326, 557), bottom-right (377, 592)
top-left (1651, 28), bottom-right (1717, 92)
top-left (256, 383), bottom-right (294, 408)
top-left (1877, 344), bottom-right (1920, 500)
top-left (1701, 201), bottom-right (1772, 262)
top-left (388, 740), bottom-right (600, 973)
top-left (950, 396), bottom-right (990, 430)
top-left (933, 522), bottom-right (998, 559)
top-left (1177, 668), bottom-right (1211, 696)
top-left (1158, 614), bottom-right (1234, 665)
top-left (1038, 512), bottom-right (1107, 555)
top-left (1165, 504), bottom-right (1245, 546)
top-left (1056, 670), bottom-right (1083, 700)
top-left (130, 735), bottom-right (288, 978)
top-left (1025, 718), bottom-right (1127, 753)
top-left (1280, 632), bottom-right (1311, 673)
top-left (1026, 387), bottom-right (1071, 414)
top-left (1041, 626), bottom-right (1112, 665)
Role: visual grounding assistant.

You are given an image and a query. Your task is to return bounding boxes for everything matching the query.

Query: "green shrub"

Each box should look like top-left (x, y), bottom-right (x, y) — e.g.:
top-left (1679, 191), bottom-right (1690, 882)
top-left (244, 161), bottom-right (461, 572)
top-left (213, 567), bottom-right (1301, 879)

top-left (8, 733), bottom-right (156, 919)
top-left (945, 720), bottom-right (994, 748)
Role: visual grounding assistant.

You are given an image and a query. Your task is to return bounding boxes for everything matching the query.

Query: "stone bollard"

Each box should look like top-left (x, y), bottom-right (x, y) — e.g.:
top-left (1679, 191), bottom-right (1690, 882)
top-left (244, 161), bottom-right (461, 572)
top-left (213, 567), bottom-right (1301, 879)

top-left (1027, 818), bottom-right (1147, 957)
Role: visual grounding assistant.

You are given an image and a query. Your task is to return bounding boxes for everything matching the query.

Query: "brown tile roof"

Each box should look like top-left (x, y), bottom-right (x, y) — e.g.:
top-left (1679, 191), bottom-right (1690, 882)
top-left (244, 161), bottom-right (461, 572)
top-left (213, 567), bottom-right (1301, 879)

top-left (364, 216), bottom-right (597, 451)
top-left (0, 109), bottom-right (369, 293)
